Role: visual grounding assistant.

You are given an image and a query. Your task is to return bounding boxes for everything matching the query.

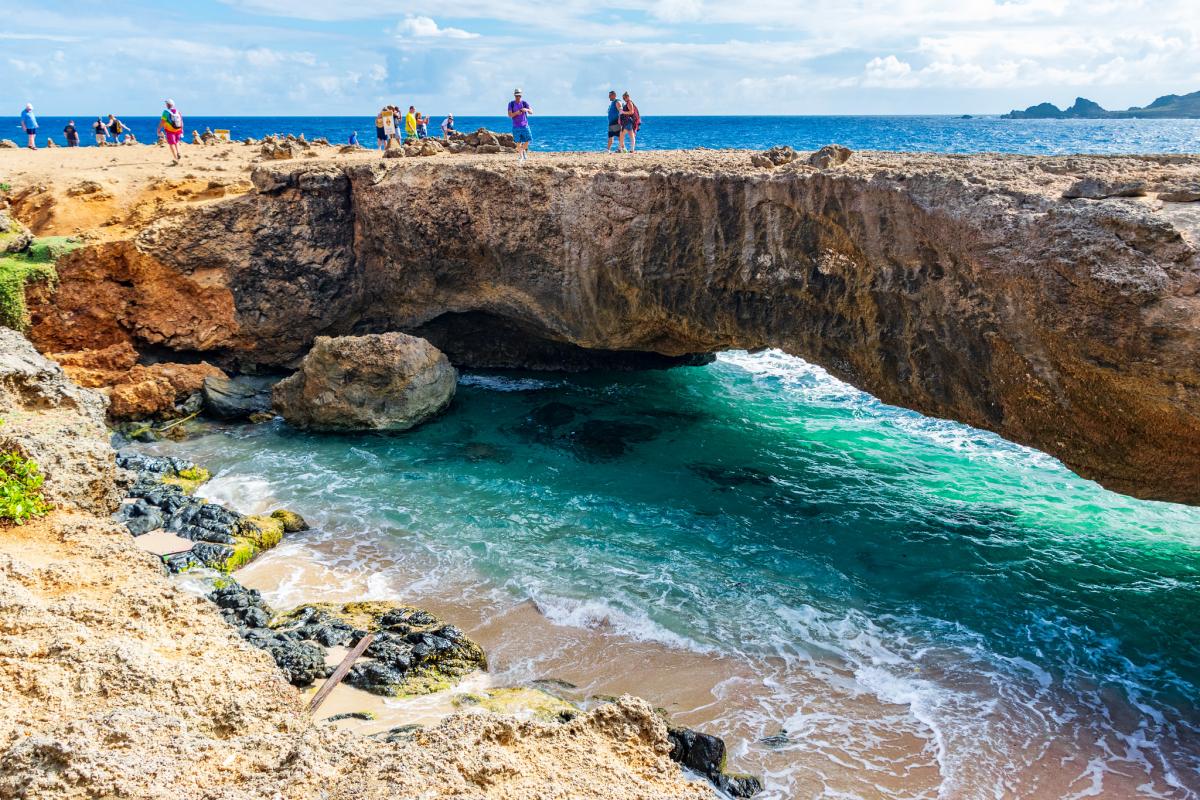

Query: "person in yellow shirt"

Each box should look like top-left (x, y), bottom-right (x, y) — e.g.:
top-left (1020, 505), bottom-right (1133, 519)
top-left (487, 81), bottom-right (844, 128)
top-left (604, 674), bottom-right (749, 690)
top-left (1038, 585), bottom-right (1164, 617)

top-left (404, 106), bottom-right (417, 141)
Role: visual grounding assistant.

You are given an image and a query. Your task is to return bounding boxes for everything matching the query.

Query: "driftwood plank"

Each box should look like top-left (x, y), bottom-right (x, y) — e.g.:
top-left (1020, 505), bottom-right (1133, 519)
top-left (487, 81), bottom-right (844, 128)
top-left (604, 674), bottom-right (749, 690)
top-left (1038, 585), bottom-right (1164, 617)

top-left (307, 632), bottom-right (375, 714)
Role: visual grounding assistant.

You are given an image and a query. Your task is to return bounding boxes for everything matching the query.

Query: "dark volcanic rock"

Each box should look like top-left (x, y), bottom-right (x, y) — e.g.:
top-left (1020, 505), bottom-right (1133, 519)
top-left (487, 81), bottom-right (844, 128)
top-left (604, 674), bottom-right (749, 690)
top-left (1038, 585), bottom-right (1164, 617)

top-left (667, 726), bottom-right (763, 797)
top-left (270, 601), bottom-right (486, 696)
top-left (202, 374), bottom-right (276, 419)
top-left (207, 581), bottom-right (328, 685)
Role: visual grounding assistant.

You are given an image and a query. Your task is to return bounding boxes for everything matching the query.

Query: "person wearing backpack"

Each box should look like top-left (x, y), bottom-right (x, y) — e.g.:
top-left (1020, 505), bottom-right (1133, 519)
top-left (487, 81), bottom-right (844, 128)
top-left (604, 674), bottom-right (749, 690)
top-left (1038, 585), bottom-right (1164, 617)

top-left (619, 92), bottom-right (640, 153)
top-left (507, 88), bottom-right (533, 162)
top-left (107, 114), bottom-right (126, 144)
top-left (157, 99), bottom-right (184, 163)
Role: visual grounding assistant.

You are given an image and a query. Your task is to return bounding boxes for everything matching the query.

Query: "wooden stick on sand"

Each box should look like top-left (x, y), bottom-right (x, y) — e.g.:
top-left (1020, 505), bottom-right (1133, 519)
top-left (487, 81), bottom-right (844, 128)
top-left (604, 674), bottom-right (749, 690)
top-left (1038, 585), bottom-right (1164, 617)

top-left (307, 632), bottom-right (375, 714)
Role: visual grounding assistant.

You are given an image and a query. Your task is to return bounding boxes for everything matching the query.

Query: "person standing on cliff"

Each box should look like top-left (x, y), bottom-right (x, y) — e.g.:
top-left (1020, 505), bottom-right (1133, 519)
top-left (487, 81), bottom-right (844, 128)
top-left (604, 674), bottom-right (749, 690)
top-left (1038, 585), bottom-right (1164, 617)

top-left (508, 89), bottom-right (532, 162)
top-left (375, 108), bottom-right (388, 149)
top-left (619, 92), bottom-right (640, 153)
top-left (606, 90), bottom-right (621, 152)
top-left (19, 104), bottom-right (38, 150)
top-left (92, 117), bottom-right (109, 146)
top-left (404, 106), bottom-right (418, 142)
top-left (62, 120), bottom-right (79, 147)
top-left (107, 114), bottom-right (128, 144)
top-left (157, 99), bottom-right (184, 164)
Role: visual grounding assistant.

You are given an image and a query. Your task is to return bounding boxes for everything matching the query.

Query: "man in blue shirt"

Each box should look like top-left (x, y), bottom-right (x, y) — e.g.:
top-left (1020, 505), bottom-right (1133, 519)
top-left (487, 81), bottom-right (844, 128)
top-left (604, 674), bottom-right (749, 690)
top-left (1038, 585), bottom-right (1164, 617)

top-left (606, 90), bottom-right (621, 153)
top-left (20, 104), bottom-right (38, 150)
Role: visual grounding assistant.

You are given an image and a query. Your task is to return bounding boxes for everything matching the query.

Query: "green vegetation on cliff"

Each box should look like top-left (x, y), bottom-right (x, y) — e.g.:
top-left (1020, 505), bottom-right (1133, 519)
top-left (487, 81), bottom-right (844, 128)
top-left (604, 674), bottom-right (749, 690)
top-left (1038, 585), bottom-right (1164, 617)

top-left (0, 237), bottom-right (80, 330)
top-left (0, 450), bottom-right (51, 525)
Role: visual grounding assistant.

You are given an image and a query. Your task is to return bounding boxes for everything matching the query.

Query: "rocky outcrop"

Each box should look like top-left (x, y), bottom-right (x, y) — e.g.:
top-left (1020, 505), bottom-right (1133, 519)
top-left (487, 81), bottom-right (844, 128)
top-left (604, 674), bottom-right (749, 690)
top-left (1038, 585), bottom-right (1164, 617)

top-left (0, 508), bottom-right (713, 800)
top-left (202, 374), bottom-right (276, 419)
top-left (0, 328), bottom-right (119, 514)
top-left (1062, 177), bottom-right (1147, 199)
top-left (669, 726), bottom-right (763, 797)
top-left (272, 333), bottom-right (456, 432)
top-left (266, 600), bottom-right (487, 695)
top-left (54, 342), bottom-right (226, 420)
top-left (0, 208), bottom-right (33, 253)
top-left (23, 152), bottom-right (1200, 504)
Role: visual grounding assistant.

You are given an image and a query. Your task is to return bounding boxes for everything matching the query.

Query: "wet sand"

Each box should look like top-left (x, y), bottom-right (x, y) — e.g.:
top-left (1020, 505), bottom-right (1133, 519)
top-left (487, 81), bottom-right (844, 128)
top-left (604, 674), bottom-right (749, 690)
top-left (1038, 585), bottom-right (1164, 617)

top-left (235, 530), bottom-right (1163, 800)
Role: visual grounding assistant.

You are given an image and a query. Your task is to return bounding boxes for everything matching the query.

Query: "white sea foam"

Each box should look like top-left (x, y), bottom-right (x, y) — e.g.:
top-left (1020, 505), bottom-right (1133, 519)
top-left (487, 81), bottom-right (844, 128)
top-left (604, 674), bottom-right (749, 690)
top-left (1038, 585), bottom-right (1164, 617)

top-left (196, 472), bottom-right (277, 515)
top-left (525, 591), bottom-right (715, 654)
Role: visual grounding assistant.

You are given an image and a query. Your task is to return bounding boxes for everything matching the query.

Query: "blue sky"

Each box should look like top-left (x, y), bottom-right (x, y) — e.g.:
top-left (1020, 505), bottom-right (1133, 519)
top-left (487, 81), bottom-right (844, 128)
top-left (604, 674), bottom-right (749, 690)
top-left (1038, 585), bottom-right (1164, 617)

top-left (2, 0), bottom-right (1197, 116)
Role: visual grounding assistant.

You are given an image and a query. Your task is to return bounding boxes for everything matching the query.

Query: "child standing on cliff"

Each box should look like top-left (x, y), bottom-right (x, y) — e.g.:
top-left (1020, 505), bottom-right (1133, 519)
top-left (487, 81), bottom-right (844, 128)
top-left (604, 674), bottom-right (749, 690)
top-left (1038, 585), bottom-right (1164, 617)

top-left (508, 89), bottom-right (532, 162)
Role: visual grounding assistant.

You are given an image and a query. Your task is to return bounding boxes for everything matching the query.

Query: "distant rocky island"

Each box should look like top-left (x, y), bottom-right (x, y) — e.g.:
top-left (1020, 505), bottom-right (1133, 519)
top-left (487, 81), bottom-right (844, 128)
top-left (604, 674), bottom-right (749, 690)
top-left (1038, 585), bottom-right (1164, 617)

top-left (1003, 90), bottom-right (1200, 119)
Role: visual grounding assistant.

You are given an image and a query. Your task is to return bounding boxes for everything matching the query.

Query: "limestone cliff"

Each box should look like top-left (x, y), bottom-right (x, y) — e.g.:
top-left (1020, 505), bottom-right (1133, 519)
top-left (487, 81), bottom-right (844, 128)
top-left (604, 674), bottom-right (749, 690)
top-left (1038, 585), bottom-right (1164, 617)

top-left (24, 151), bottom-right (1200, 504)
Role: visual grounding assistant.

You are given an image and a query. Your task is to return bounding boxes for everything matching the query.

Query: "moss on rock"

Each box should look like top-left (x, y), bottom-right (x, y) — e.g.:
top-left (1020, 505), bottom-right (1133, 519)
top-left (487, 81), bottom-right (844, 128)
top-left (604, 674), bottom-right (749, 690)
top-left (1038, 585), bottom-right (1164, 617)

top-left (161, 465), bottom-right (211, 495)
top-left (271, 601), bottom-right (487, 698)
top-left (200, 514), bottom-right (287, 573)
top-left (238, 514), bottom-right (285, 549)
top-left (0, 236), bottom-right (79, 331)
top-left (454, 687), bottom-right (579, 722)
top-left (270, 508), bottom-right (309, 533)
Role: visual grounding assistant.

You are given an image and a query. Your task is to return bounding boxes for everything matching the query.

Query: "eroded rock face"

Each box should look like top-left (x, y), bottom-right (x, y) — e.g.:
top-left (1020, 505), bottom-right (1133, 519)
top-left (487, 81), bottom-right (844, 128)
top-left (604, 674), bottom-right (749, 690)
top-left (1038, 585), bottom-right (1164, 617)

top-left (272, 332), bottom-right (457, 432)
top-left (0, 328), bottom-right (119, 514)
top-left (24, 152), bottom-right (1200, 504)
top-left (0, 208), bottom-right (33, 253)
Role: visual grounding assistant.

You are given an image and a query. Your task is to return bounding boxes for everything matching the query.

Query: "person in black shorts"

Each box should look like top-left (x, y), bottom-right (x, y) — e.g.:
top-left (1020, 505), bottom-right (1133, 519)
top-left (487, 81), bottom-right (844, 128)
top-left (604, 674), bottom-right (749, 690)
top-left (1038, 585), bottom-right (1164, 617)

top-left (606, 90), bottom-right (621, 152)
top-left (375, 107), bottom-right (387, 149)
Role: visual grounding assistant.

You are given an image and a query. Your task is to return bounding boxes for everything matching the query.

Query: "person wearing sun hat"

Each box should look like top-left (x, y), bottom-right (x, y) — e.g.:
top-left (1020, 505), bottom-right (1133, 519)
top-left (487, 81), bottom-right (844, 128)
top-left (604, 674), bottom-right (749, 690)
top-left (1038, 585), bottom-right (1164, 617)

top-left (507, 88), bottom-right (532, 161)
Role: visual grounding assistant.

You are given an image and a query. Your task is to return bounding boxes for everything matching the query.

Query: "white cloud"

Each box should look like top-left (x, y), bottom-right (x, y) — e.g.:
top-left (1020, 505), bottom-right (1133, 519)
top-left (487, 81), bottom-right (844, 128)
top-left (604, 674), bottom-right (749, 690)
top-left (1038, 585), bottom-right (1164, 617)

top-left (395, 15), bottom-right (479, 39)
top-left (862, 55), bottom-right (917, 88)
top-left (6, 0), bottom-right (1200, 115)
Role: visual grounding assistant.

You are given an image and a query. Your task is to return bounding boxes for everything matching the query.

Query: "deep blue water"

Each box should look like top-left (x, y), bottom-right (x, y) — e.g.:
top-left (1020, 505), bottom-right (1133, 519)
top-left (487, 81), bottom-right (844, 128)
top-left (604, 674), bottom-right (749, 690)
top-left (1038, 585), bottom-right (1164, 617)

top-left (16, 114), bottom-right (1200, 155)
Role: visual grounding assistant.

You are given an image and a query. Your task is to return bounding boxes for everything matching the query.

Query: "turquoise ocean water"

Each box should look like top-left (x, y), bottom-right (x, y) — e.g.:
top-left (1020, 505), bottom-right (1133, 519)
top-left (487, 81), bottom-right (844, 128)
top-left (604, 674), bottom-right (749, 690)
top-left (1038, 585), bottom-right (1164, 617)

top-left (144, 351), bottom-right (1200, 799)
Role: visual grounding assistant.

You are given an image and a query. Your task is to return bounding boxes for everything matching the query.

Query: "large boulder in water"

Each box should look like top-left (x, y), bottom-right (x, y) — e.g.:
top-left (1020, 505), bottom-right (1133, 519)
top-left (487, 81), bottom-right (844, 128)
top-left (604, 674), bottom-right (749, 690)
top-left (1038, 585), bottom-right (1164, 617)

top-left (272, 332), bottom-right (456, 432)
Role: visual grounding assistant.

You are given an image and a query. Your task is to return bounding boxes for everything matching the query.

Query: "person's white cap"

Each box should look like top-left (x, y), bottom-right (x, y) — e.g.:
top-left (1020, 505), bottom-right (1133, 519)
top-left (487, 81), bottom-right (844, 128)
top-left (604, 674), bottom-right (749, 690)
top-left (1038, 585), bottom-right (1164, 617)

top-left (24, 103), bottom-right (32, 110)
top-left (165, 98), bottom-right (174, 107)
top-left (513, 88), bottom-right (522, 95)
